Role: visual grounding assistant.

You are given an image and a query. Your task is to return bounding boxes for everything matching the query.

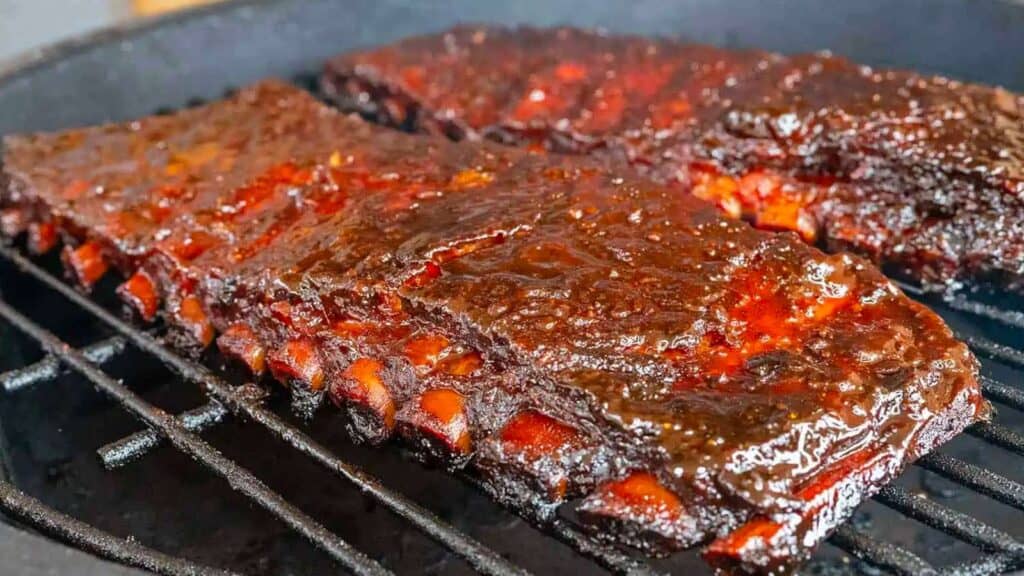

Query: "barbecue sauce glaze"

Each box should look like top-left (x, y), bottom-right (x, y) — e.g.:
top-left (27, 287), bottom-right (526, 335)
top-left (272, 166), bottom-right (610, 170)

top-left (2, 81), bottom-right (986, 573)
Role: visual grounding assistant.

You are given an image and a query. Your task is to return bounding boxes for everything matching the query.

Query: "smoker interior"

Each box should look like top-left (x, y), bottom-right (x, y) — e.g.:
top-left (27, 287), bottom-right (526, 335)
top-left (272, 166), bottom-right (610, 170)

top-left (3, 1), bottom-right (1024, 574)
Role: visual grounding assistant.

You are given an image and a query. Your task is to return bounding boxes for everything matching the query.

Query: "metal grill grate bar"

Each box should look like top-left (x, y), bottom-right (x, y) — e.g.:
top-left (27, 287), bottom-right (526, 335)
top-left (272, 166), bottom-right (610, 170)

top-left (941, 551), bottom-right (1024, 576)
top-left (0, 479), bottom-right (235, 576)
top-left (831, 525), bottom-right (937, 576)
top-left (979, 376), bottom-right (1024, 411)
top-left (917, 453), bottom-right (1024, 511)
top-left (0, 336), bottom-right (125, 393)
top-left (874, 485), bottom-right (1024, 554)
top-left (98, 383), bottom-right (655, 575)
top-left (0, 245), bottom-right (532, 576)
top-left (963, 334), bottom-right (1024, 368)
top-left (99, 399), bottom-right (659, 573)
top-left (894, 282), bottom-right (1024, 330)
top-left (100, 398), bottom-right (659, 576)
top-left (968, 422), bottom-right (1024, 458)
top-left (98, 398), bottom-right (231, 469)
top-left (90, 397), bottom-right (663, 573)
top-left (0, 297), bottom-right (392, 576)
top-left (939, 295), bottom-right (1024, 331)
top-left (543, 518), bottom-right (662, 576)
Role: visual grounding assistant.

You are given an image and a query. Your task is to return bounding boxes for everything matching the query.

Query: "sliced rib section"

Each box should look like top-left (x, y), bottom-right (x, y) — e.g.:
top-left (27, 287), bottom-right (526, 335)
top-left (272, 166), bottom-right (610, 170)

top-left (324, 25), bottom-right (1024, 291)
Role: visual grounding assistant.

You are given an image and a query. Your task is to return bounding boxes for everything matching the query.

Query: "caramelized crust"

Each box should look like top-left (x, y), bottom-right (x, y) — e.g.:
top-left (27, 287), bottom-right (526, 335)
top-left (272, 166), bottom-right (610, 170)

top-left (476, 411), bottom-right (593, 502)
top-left (1, 80), bottom-right (985, 573)
top-left (62, 241), bottom-right (110, 289)
top-left (268, 339), bottom-right (325, 390)
top-left (26, 221), bottom-right (57, 254)
top-left (117, 271), bottom-right (160, 322)
top-left (175, 296), bottom-right (214, 348)
top-left (578, 472), bottom-right (708, 553)
top-left (397, 388), bottom-right (473, 457)
top-left (336, 356), bottom-right (396, 438)
top-left (324, 25), bottom-right (1024, 291)
top-left (216, 323), bottom-right (267, 375)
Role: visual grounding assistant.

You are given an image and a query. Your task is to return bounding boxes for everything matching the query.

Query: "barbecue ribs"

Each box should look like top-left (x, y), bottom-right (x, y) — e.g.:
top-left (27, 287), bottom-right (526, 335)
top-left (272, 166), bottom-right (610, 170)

top-left (0, 81), bottom-right (986, 574)
top-left (323, 26), bottom-right (1024, 292)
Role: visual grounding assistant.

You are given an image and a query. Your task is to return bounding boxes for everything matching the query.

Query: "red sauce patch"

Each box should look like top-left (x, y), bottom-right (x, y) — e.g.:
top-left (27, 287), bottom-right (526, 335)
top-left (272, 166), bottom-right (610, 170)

top-left (404, 334), bottom-right (450, 369)
top-left (61, 179), bottom-right (91, 200)
top-left (27, 221), bottom-right (58, 254)
top-left (579, 472), bottom-right (688, 536)
top-left (436, 350), bottom-right (482, 377)
top-left (176, 296), bottom-right (214, 347)
top-left (216, 323), bottom-right (267, 375)
top-left (336, 357), bottom-right (395, 429)
top-left (448, 168), bottom-right (494, 190)
top-left (62, 241), bottom-right (109, 288)
top-left (555, 62), bottom-right (588, 82)
top-left (331, 319), bottom-right (374, 338)
top-left (403, 261), bottom-right (442, 289)
top-left (411, 388), bottom-right (472, 454)
top-left (705, 517), bottom-right (783, 561)
top-left (268, 339), bottom-right (325, 390)
top-left (117, 271), bottom-right (160, 321)
top-left (158, 230), bottom-right (219, 262)
top-left (599, 472), bottom-right (683, 515)
top-left (649, 97), bottom-right (693, 130)
top-left (230, 210), bottom-right (299, 262)
top-left (499, 411), bottom-right (581, 461)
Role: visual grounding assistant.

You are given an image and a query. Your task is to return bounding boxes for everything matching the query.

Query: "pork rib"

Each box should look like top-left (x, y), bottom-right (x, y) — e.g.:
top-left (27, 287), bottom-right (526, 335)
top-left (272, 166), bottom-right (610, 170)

top-left (323, 25), bottom-right (1024, 292)
top-left (1, 81), bottom-right (986, 574)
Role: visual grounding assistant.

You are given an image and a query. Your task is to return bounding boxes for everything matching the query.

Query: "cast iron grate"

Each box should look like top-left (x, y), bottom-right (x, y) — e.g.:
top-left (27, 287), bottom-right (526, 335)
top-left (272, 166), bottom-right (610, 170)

top-left (1, 243), bottom-right (1024, 576)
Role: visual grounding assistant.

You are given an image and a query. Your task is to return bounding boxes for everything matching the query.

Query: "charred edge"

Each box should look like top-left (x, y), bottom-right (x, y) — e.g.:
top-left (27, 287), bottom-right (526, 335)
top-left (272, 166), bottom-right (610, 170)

top-left (116, 271), bottom-right (160, 322)
top-left (268, 339), bottom-right (325, 391)
top-left (321, 64), bottom-right (453, 137)
top-left (577, 472), bottom-right (709, 556)
top-left (216, 323), bottom-right (267, 375)
top-left (330, 357), bottom-right (395, 444)
top-left (705, 449), bottom-right (903, 573)
top-left (476, 410), bottom-right (593, 504)
top-left (61, 241), bottom-right (110, 290)
top-left (705, 384), bottom-right (987, 573)
top-left (396, 388), bottom-right (472, 465)
top-left (172, 296), bottom-right (214, 348)
top-left (27, 221), bottom-right (57, 254)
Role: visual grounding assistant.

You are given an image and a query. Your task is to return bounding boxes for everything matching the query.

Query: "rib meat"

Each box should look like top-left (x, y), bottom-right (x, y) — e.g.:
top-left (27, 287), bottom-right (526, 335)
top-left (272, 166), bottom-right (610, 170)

top-left (323, 25), bottom-right (1024, 291)
top-left (1, 81), bottom-right (986, 574)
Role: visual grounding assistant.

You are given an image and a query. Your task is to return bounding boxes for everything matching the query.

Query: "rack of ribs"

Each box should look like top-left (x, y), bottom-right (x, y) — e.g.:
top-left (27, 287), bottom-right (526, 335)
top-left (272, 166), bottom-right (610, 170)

top-left (1, 80), bottom-right (986, 574)
top-left (323, 25), bottom-right (1024, 292)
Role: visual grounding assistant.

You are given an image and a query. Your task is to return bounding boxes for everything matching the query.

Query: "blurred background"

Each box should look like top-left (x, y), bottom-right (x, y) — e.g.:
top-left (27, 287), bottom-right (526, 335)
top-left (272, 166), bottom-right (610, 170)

top-left (0, 0), bottom-right (222, 64)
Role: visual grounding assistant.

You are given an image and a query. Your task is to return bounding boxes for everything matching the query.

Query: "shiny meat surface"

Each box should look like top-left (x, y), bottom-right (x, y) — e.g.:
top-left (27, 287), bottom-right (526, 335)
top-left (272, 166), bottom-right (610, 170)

top-left (323, 25), bottom-right (1024, 291)
top-left (1, 81), bottom-right (985, 574)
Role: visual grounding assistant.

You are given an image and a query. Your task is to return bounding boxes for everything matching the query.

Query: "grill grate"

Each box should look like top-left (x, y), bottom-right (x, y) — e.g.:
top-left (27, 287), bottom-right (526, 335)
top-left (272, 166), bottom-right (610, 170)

top-left (0, 479), bottom-right (234, 576)
top-left (1, 240), bottom-right (1024, 575)
top-left (0, 292), bottom-right (390, 576)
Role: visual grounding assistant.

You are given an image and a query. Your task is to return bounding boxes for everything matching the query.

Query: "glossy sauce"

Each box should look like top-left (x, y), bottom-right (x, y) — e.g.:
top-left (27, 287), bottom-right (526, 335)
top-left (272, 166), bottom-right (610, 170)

top-left (1, 80), bottom-right (986, 572)
top-left (326, 25), bottom-right (1024, 291)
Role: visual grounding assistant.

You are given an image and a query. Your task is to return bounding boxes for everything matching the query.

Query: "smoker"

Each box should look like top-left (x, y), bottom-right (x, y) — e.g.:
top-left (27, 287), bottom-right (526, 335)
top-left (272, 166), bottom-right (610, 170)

top-left (1, 0), bottom-right (1024, 574)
